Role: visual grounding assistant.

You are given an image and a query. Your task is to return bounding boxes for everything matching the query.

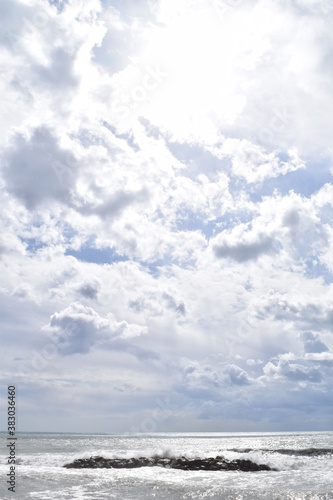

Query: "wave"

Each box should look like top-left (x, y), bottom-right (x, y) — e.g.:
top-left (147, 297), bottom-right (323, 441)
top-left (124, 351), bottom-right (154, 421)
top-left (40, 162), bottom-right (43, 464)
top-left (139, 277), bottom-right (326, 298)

top-left (228, 448), bottom-right (333, 456)
top-left (14, 446), bottom-right (333, 469)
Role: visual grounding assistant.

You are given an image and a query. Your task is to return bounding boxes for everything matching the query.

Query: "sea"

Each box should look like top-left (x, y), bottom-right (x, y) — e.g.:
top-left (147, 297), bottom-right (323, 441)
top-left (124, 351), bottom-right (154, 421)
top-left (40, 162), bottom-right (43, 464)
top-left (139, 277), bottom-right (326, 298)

top-left (1, 431), bottom-right (333, 499)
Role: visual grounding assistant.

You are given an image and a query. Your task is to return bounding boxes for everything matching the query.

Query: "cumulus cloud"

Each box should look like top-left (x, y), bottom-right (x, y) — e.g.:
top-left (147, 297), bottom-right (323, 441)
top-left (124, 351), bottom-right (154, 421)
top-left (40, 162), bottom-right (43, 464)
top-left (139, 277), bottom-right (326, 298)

top-left (263, 357), bottom-right (323, 383)
top-left (212, 139), bottom-right (305, 184)
top-left (299, 331), bottom-right (329, 353)
top-left (177, 362), bottom-right (221, 400)
top-left (76, 187), bottom-right (150, 218)
top-left (251, 289), bottom-right (333, 330)
top-left (76, 279), bottom-right (101, 299)
top-left (212, 229), bottom-right (278, 262)
top-left (282, 200), bottom-right (329, 258)
top-left (225, 364), bottom-right (250, 385)
top-left (45, 302), bottom-right (147, 355)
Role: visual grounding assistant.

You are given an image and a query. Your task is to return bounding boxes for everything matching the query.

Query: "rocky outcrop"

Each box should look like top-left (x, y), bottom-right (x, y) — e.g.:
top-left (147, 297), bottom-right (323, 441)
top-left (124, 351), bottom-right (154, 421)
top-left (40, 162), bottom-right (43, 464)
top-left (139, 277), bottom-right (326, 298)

top-left (64, 455), bottom-right (276, 471)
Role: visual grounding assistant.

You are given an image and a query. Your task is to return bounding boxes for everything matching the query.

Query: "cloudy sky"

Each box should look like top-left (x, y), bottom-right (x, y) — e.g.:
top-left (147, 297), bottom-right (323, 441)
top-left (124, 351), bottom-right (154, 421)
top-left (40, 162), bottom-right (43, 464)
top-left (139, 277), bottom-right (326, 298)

top-left (1, 0), bottom-right (333, 433)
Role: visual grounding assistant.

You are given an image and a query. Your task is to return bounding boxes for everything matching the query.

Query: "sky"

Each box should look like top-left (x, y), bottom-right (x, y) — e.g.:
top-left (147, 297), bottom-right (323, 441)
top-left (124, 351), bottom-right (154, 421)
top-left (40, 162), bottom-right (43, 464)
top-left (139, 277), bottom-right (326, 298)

top-left (0, 0), bottom-right (333, 433)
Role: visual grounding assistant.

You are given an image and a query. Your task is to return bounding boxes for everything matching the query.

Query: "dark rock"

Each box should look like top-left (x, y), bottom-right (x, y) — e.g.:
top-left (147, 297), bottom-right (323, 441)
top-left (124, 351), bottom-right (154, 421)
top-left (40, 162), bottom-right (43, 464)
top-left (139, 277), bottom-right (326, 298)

top-left (64, 455), bottom-right (277, 471)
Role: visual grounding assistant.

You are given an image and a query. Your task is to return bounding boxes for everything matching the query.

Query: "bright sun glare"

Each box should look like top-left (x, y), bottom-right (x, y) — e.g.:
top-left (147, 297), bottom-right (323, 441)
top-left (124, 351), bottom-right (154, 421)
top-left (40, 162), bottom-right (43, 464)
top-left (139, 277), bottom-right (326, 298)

top-left (113, 2), bottom-right (265, 138)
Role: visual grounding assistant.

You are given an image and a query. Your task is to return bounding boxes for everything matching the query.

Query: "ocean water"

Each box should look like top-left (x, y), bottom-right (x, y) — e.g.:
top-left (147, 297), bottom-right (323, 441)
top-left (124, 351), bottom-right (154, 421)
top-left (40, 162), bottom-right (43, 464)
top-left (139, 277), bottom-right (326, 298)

top-left (1, 431), bottom-right (333, 499)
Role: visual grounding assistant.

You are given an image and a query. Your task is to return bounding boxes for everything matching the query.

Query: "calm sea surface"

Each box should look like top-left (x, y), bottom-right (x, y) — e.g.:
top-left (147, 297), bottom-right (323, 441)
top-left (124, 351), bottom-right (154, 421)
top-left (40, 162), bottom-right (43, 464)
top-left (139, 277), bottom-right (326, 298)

top-left (1, 432), bottom-right (333, 499)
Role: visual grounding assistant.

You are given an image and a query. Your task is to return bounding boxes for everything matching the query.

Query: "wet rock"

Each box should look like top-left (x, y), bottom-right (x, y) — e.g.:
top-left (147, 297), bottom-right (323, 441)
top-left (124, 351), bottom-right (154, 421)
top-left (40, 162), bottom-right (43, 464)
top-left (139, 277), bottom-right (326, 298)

top-left (64, 455), bottom-right (276, 471)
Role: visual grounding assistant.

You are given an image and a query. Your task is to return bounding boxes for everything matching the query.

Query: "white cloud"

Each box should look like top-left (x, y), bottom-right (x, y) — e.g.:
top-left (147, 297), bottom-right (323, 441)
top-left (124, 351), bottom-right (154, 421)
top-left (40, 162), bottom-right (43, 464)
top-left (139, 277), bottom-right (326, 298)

top-left (263, 356), bottom-right (323, 384)
top-left (44, 301), bottom-right (147, 355)
top-left (1, 0), bottom-right (333, 432)
top-left (210, 140), bottom-right (305, 184)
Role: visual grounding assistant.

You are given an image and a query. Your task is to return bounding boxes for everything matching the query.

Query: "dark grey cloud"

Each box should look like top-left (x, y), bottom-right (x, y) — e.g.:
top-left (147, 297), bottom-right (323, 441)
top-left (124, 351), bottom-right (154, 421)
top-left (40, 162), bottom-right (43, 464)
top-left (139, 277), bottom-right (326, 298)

top-left (162, 292), bottom-right (186, 316)
top-left (213, 234), bottom-right (277, 262)
top-left (33, 48), bottom-right (79, 90)
top-left (129, 297), bottom-right (146, 312)
top-left (128, 291), bottom-right (186, 317)
top-left (253, 291), bottom-right (333, 330)
top-left (300, 331), bottom-right (329, 354)
top-left (225, 364), bottom-right (250, 385)
top-left (177, 363), bottom-right (221, 400)
top-left (128, 297), bottom-right (163, 316)
top-left (77, 187), bottom-right (149, 218)
top-left (48, 0), bottom-right (66, 13)
top-left (281, 362), bottom-right (322, 383)
top-left (1, 127), bottom-right (78, 209)
top-left (77, 280), bottom-right (101, 299)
